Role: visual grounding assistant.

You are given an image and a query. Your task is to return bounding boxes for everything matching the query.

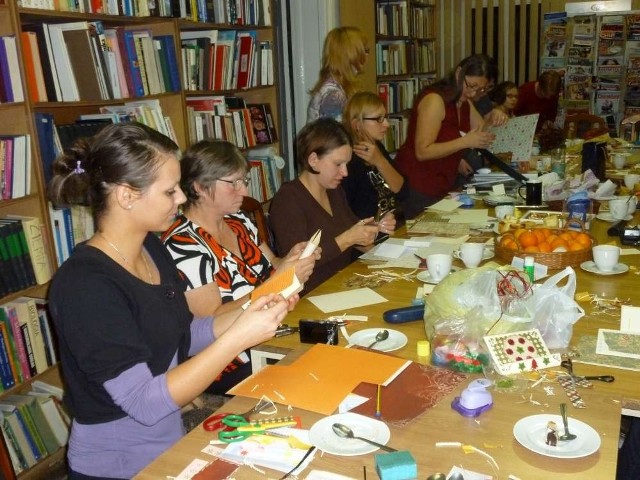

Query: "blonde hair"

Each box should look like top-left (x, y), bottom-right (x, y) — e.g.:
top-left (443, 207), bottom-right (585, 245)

top-left (310, 27), bottom-right (368, 99)
top-left (342, 91), bottom-right (385, 143)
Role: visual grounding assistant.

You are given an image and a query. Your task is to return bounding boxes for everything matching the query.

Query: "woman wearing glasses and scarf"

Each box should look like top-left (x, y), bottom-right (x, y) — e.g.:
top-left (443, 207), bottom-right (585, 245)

top-left (162, 141), bottom-right (319, 392)
top-left (341, 91), bottom-right (410, 222)
top-left (395, 54), bottom-right (497, 211)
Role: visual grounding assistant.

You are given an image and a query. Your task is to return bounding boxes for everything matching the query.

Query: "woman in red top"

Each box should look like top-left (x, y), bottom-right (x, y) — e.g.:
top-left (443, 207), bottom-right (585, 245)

top-left (395, 54), bottom-right (496, 214)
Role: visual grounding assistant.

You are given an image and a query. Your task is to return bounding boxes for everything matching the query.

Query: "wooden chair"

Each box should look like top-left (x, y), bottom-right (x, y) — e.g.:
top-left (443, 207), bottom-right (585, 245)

top-left (241, 196), bottom-right (272, 249)
top-left (564, 113), bottom-right (608, 139)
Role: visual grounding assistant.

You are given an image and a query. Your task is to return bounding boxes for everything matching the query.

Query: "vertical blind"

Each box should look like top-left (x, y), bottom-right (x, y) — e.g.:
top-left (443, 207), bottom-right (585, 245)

top-left (437, 0), bottom-right (570, 85)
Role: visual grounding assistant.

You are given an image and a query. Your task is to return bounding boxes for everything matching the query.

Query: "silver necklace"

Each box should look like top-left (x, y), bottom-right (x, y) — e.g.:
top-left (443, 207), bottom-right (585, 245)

top-left (99, 232), bottom-right (154, 284)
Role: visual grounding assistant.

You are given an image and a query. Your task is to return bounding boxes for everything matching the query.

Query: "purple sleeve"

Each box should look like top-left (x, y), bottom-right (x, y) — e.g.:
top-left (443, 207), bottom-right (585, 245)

top-left (189, 316), bottom-right (215, 356)
top-left (104, 362), bottom-right (179, 426)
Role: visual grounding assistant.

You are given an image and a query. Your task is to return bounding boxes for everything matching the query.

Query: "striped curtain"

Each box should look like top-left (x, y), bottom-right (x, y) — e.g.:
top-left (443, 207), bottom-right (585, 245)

top-left (437, 0), bottom-right (575, 84)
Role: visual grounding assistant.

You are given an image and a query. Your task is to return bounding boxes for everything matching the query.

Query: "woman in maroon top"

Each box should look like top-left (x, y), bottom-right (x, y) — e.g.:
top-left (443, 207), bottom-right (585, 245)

top-left (395, 54), bottom-right (497, 214)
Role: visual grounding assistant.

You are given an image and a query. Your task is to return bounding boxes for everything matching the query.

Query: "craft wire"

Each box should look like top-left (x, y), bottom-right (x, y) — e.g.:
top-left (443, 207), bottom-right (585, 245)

top-left (279, 446), bottom-right (316, 480)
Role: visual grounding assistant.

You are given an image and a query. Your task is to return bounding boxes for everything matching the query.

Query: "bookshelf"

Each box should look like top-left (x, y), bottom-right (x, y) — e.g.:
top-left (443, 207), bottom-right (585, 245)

top-left (340, 0), bottom-right (438, 152)
top-left (0, 1), bottom-right (282, 478)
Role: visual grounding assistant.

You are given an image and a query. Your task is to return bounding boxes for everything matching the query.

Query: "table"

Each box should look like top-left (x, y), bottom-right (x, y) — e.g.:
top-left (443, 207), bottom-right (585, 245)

top-left (136, 208), bottom-right (640, 479)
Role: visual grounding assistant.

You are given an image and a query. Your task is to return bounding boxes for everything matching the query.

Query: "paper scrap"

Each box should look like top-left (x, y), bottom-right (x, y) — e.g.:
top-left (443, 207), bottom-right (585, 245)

top-left (621, 305), bottom-right (640, 332)
top-left (596, 329), bottom-right (640, 359)
top-left (174, 459), bottom-right (210, 480)
top-left (373, 242), bottom-right (406, 258)
top-left (492, 184), bottom-right (506, 195)
top-left (306, 287), bottom-right (388, 313)
top-left (427, 198), bottom-right (462, 212)
top-left (338, 393), bottom-right (369, 413)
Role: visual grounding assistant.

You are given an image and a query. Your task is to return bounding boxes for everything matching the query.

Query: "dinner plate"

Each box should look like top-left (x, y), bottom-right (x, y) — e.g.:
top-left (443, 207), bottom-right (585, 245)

top-left (416, 266), bottom-right (460, 285)
top-left (483, 195), bottom-right (517, 206)
top-left (453, 247), bottom-right (494, 261)
top-left (308, 412), bottom-right (391, 456)
top-left (348, 328), bottom-right (408, 352)
top-left (580, 261), bottom-right (629, 275)
top-left (596, 212), bottom-right (633, 222)
top-left (513, 414), bottom-right (601, 458)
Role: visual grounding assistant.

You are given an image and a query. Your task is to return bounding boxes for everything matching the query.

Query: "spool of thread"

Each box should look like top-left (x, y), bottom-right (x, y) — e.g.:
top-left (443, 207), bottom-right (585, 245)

top-left (417, 340), bottom-right (430, 357)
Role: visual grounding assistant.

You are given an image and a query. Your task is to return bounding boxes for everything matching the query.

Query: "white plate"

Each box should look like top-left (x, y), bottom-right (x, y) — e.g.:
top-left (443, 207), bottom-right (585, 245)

top-left (580, 261), bottom-right (629, 275)
top-left (348, 328), bottom-right (408, 352)
top-left (596, 212), bottom-right (633, 222)
top-left (308, 412), bottom-right (391, 456)
top-left (416, 266), bottom-right (460, 285)
top-left (513, 414), bottom-right (601, 459)
top-left (453, 247), bottom-right (494, 261)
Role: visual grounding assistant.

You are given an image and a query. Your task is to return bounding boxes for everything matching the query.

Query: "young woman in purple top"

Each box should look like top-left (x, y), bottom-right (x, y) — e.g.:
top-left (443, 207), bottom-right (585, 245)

top-left (47, 123), bottom-right (288, 479)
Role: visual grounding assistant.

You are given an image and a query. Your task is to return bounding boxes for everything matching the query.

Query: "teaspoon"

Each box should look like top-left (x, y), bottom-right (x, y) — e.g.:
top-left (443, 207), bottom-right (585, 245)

top-left (331, 423), bottom-right (396, 452)
top-left (367, 329), bottom-right (389, 349)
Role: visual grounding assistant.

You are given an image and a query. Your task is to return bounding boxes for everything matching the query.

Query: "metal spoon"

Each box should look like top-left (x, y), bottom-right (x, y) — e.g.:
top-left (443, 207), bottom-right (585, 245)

top-left (331, 423), bottom-right (396, 452)
top-left (558, 403), bottom-right (577, 441)
top-left (367, 329), bottom-right (389, 349)
top-left (426, 475), bottom-right (446, 480)
top-left (448, 473), bottom-right (464, 480)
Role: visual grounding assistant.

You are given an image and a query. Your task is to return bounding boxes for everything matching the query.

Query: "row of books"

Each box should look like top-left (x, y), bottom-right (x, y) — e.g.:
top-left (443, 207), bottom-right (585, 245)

top-left (48, 205), bottom-right (94, 268)
top-left (17, 0), bottom-right (272, 26)
top-left (0, 380), bottom-right (69, 474)
top-left (23, 21), bottom-right (180, 103)
top-left (181, 30), bottom-right (273, 92)
top-left (0, 36), bottom-right (25, 104)
top-left (0, 216), bottom-right (52, 299)
top-left (247, 148), bottom-right (283, 203)
top-left (376, 2), bottom-right (435, 38)
top-left (0, 299), bottom-right (57, 390)
top-left (376, 40), bottom-right (437, 77)
top-left (186, 96), bottom-right (278, 149)
top-left (377, 79), bottom-right (419, 114)
top-left (0, 135), bottom-right (31, 201)
top-left (381, 113), bottom-right (410, 153)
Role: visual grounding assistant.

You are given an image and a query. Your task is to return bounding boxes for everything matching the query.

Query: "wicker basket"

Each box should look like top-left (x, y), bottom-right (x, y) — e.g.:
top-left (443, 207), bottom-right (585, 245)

top-left (495, 227), bottom-right (596, 269)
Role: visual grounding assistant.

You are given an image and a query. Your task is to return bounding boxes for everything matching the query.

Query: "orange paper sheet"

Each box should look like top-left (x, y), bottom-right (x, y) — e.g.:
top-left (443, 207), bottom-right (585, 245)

top-left (228, 344), bottom-right (409, 415)
top-left (250, 266), bottom-right (300, 301)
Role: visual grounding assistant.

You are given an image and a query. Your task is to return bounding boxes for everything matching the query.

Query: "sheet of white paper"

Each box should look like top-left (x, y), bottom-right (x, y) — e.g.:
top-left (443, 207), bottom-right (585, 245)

top-left (427, 198), bottom-right (462, 212)
top-left (404, 238), bottom-right (431, 248)
top-left (621, 305), bottom-right (640, 332)
top-left (173, 459), bottom-right (210, 480)
top-left (306, 287), bottom-right (388, 313)
top-left (621, 248), bottom-right (640, 255)
top-left (372, 242), bottom-right (406, 258)
top-left (444, 210), bottom-right (489, 224)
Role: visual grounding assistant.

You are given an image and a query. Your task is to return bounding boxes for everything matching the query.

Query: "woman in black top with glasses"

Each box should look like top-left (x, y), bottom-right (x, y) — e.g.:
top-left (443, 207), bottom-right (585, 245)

top-left (342, 91), bottom-right (410, 221)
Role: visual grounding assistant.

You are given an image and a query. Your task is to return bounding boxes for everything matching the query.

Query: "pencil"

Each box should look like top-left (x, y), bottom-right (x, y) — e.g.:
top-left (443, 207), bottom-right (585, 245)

top-left (375, 384), bottom-right (382, 417)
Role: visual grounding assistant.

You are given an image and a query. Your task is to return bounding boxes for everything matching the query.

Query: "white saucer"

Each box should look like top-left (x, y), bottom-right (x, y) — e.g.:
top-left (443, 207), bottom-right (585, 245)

top-left (416, 266), bottom-right (460, 284)
top-left (580, 261), bottom-right (629, 275)
top-left (596, 212), bottom-right (633, 222)
top-left (309, 412), bottom-right (391, 456)
top-left (348, 328), bottom-right (408, 352)
top-left (513, 414), bottom-right (601, 458)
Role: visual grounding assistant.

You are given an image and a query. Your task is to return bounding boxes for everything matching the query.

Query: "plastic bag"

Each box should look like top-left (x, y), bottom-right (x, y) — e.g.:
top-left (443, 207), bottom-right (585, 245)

top-left (520, 267), bottom-right (584, 348)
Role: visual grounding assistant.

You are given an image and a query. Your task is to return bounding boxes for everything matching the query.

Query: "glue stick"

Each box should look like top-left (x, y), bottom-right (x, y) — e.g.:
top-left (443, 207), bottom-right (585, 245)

top-left (524, 256), bottom-right (535, 283)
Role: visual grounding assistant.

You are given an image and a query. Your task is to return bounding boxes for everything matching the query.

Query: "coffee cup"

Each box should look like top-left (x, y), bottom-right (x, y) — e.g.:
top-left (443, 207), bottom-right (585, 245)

top-left (592, 245), bottom-right (620, 272)
top-left (609, 197), bottom-right (631, 220)
top-left (426, 253), bottom-right (452, 282)
top-left (612, 153), bottom-right (627, 169)
top-left (457, 243), bottom-right (485, 268)
top-left (495, 204), bottom-right (515, 220)
top-left (518, 180), bottom-right (543, 206)
top-left (624, 173), bottom-right (640, 191)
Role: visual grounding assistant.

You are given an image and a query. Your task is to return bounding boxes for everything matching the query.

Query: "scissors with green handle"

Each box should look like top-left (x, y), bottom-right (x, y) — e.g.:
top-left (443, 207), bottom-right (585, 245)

top-left (217, 414), bottom-right (300, 443)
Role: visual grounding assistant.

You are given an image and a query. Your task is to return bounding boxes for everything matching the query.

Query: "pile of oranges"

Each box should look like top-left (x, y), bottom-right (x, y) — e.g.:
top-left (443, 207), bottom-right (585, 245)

top-left (499, 228), bottom-right (593, 253)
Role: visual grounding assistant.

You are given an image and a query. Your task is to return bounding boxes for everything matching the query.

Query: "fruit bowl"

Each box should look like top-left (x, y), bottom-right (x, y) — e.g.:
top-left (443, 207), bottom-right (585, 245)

top-left (495, 227), bottom-right (595, 269)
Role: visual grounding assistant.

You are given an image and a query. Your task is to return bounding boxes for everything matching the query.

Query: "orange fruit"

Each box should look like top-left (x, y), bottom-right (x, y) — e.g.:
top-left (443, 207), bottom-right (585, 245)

top-left (546, 234), bottom-right (559, 245)
top-left (500, 237), bottom-right (518, 250)
top-left (559, 232), bottom-right (573, 242)
top-left (524, 245), bottom-right (540, 253)
top-left (513, 228), bottom-right (527, 240)
top-left (568, 242), bottom-right (586, 251)
top-left (538, 228), bottom-right (552, 239)
top-left (574, 232), bottom-right (592, 248)
top-left (519, 231), bottom-right (538, 248)
top-left (533, 229), bottom-right (546, 243)
top-left (538, 242), bottom-right (552, 253)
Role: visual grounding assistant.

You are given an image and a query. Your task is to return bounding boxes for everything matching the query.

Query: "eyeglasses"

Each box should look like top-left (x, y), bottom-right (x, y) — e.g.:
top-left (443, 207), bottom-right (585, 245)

top-left (464, 77), bottom-right (491, 95)
top-left (217, 175), bottom-right (251, 190)
top-left (362, 114), bottom-right (388, 124)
